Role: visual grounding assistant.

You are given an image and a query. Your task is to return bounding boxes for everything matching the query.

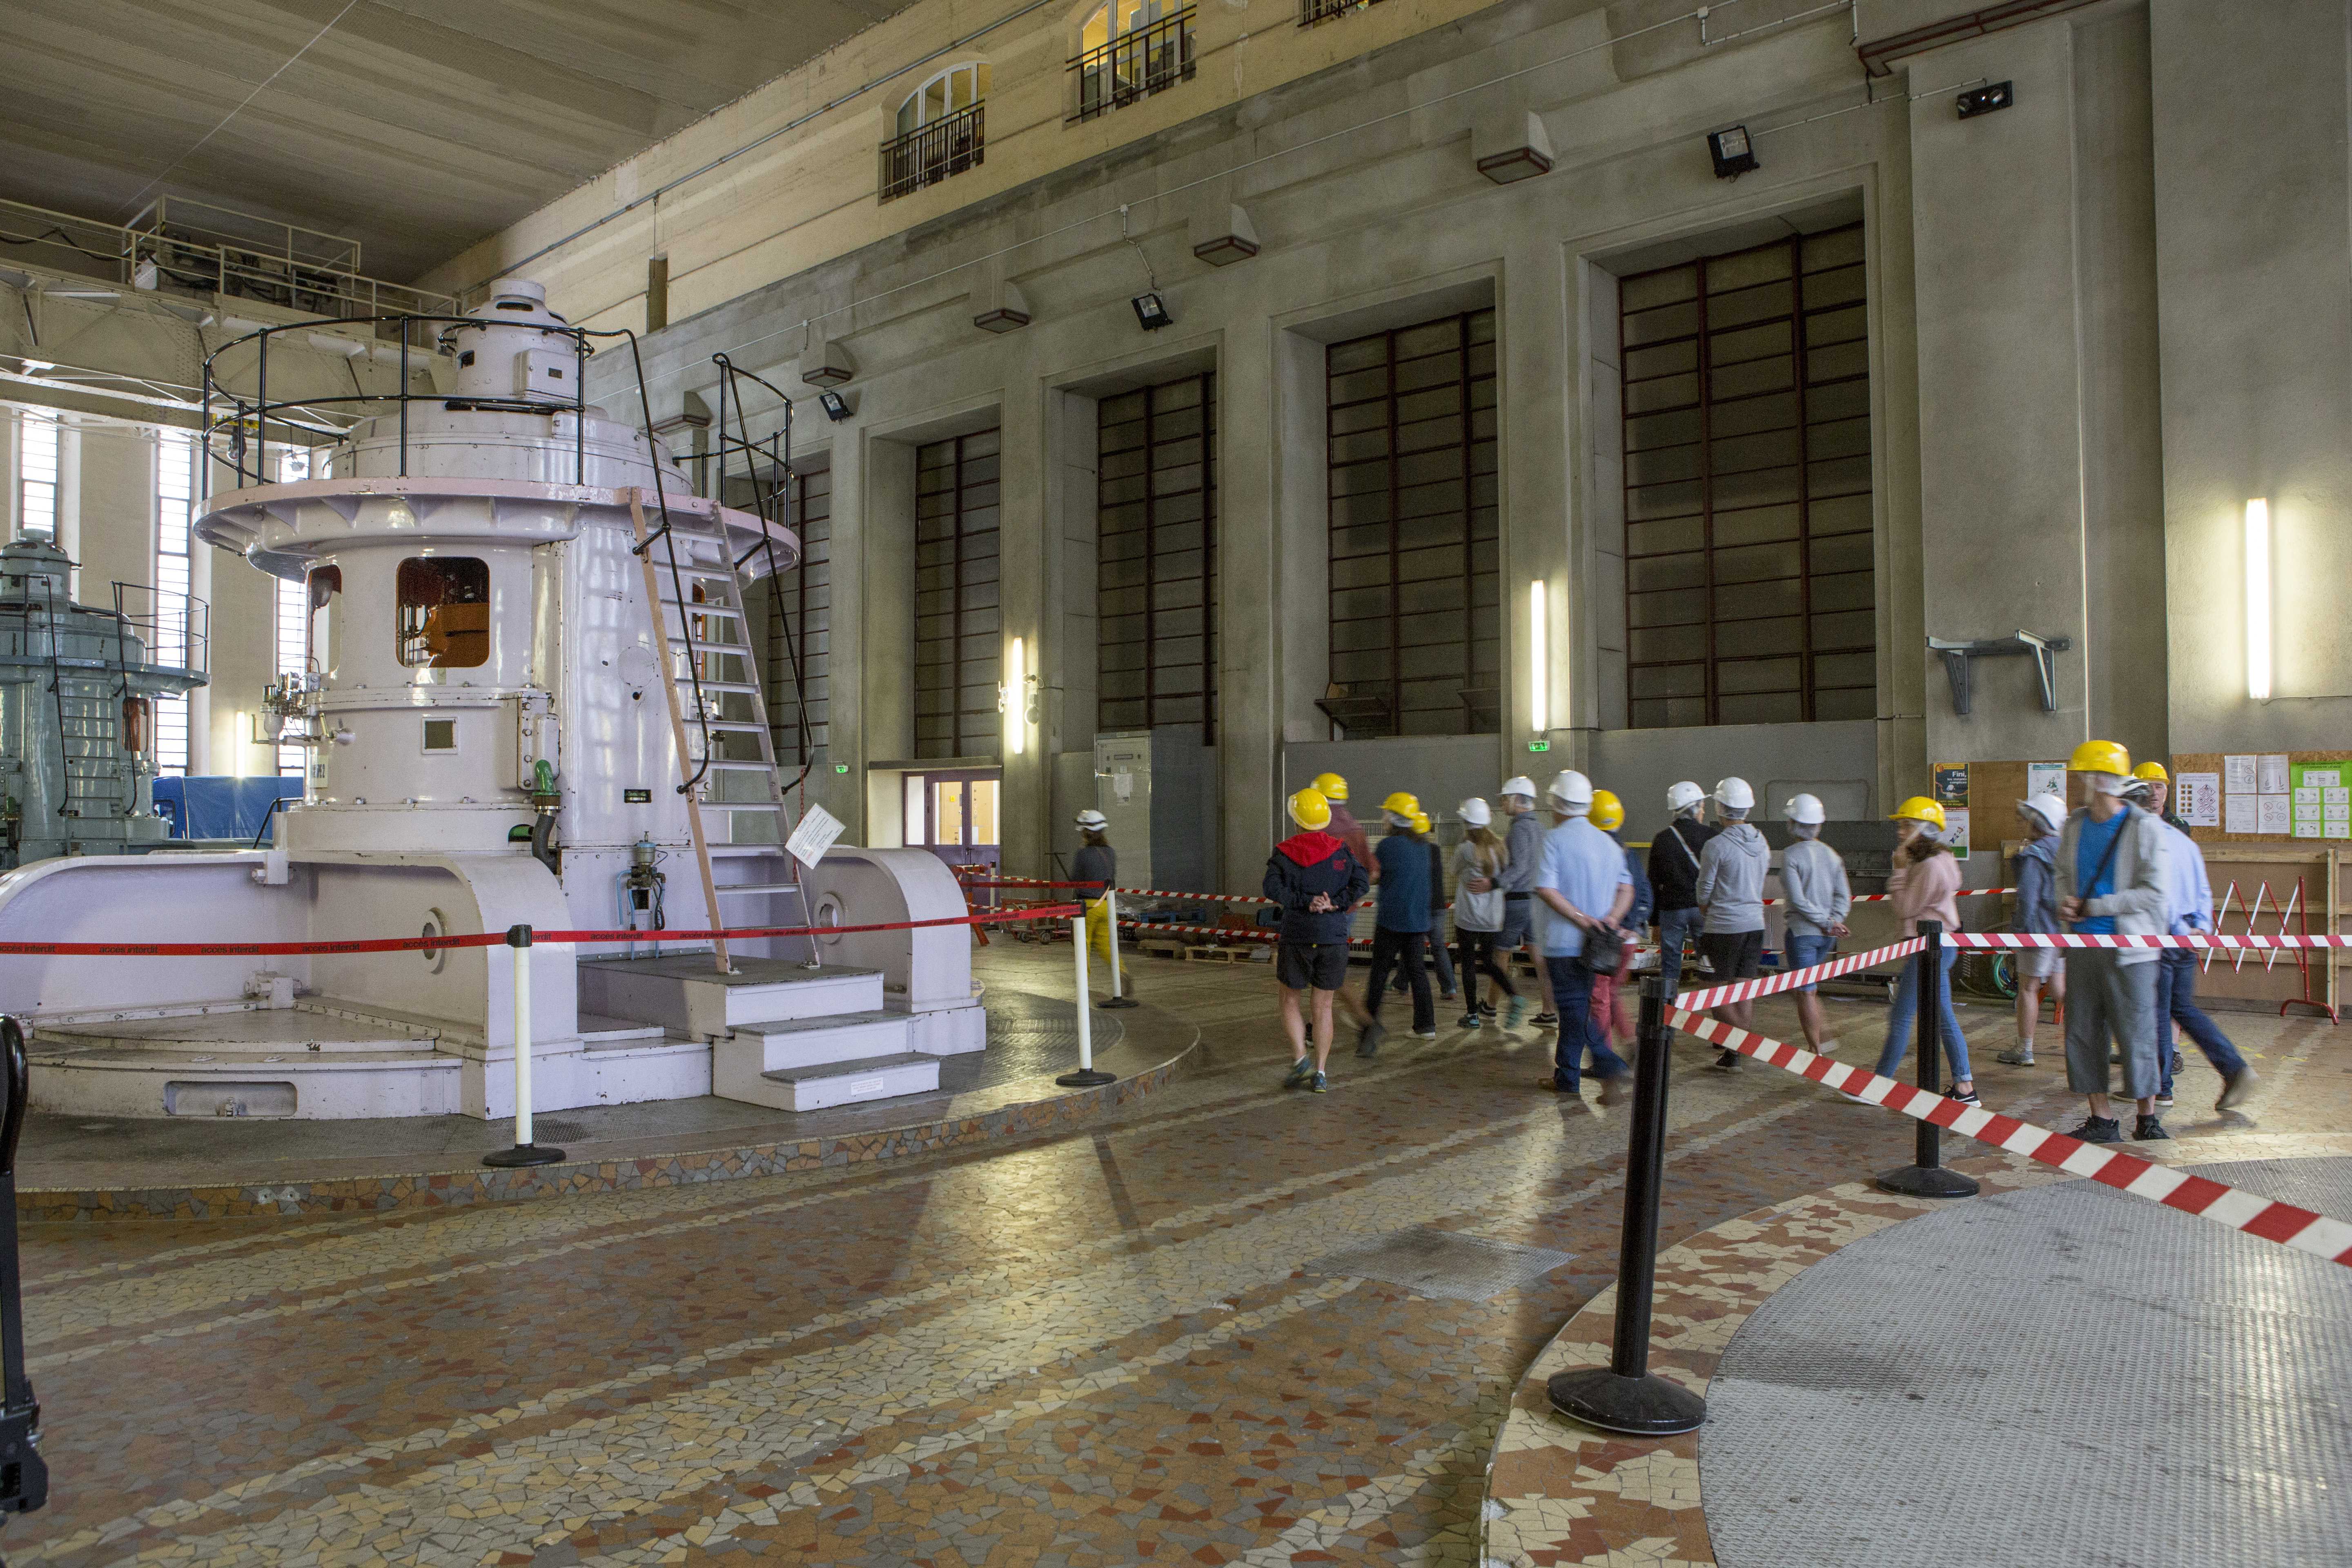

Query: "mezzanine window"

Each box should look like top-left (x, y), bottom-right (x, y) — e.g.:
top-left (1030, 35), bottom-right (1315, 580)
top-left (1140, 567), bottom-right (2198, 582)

top-left (1070, 2), bottom-right (1195, 122)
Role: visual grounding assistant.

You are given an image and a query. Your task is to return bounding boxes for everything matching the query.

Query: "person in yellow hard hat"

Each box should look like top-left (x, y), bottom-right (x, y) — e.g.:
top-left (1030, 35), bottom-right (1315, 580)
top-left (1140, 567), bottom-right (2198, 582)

top-left (1314, 772), bottom-right (1375, 887)
top-left (2055, 739), bottom-right (2173, 1142)
top-left (1360, 791), bottom-right (1437, 1052)
top-left (1866, 796), bottom-right (1978, 1108)
top-left (1585, 790), bottom-right (1651, 1053)
top-left (2129, 759), bottom-right (2184, 830)
top-left (1264, 787), bottom-right (1371, 1093)
top-left (1408, 809), bottom-right (1460, 1003)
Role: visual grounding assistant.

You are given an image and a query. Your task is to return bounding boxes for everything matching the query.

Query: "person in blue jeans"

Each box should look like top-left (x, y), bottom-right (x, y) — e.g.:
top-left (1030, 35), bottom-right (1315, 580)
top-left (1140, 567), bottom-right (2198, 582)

top-left (1646, 780), bottom-right (1717, 1001)
top-left (1869, 798), bottom-right (1978, 1107)
top-left (2125, 775), bottom-right (2259, 1114)
top-left (1778, 793), bottom-right (1852, 1055)
top-left (1532, 770), bottom-right (1636, 1102)
top-left (1360, 794), bottom-right (1436, 1052)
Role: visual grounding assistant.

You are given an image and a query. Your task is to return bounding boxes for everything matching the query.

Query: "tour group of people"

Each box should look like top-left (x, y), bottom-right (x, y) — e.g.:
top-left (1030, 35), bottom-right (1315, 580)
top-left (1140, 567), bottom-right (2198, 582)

top-left (1212, 743), bottom-right (2258, 1133)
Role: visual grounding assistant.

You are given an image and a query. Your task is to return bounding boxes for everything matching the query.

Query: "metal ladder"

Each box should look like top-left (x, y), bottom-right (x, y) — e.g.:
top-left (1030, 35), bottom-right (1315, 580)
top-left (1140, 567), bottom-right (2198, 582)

top-left (626, 488), bottom-right (808, 976)
top-left (40, 578), bottom-right (125, 822)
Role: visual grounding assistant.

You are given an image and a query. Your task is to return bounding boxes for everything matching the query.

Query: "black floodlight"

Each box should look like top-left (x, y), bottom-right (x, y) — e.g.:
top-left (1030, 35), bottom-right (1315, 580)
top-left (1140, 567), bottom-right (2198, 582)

top-left (817, 389), bottom-right (852, 422)
top-left (1957, 81), bottom-right (2014, 119)
top-left (1707, 125), bottom-right (1758, 179)
top-left (1131, 291), bottom-right (1174, 331)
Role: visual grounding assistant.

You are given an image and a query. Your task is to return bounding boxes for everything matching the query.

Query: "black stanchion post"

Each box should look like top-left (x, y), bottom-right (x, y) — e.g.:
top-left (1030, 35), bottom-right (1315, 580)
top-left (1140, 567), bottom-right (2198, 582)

top-left (0, 1020), bottom-right (51, 1516)
top-left (1546, 976), bottom-right (1706, 1435)
top-left (1875, 920), bottom-right (1979, 1199)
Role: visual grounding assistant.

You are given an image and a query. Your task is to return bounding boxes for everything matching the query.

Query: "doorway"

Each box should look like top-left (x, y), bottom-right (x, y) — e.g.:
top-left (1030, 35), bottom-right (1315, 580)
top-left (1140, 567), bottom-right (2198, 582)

top-left (905, 768), bottom-right (1001, 880)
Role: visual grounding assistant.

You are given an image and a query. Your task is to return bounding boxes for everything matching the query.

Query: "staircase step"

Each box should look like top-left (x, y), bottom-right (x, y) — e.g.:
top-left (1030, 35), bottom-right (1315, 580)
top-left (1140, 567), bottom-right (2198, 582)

top-left (578, 955), bottom-right (886, 1035)
top-left (723, 1049), bottom-right (938, 1112)
top-left (730, 1010), bottom-right (909, 1069)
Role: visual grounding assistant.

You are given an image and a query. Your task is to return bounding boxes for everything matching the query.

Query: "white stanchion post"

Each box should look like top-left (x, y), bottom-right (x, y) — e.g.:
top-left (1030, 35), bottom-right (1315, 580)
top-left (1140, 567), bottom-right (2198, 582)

top-left (1100, 885), bottom-right (1138, 1009)
top-left (484, 924), bottom-right (565, 1168)
top-left (1058, 908), bottom-right (1114, 1087)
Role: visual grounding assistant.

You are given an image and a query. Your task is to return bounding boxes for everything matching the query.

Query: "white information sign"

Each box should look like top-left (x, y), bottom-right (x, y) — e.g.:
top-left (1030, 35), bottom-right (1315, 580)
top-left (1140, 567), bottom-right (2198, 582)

top-left (2258, 794), bottom-right (2292, 836)
top-left (2225, 794), bottom-right (2258, 835)
top-left (786, 802), bottom-right (847, 871)
top-left (2225, 755), bottom-right (2258, 794)
top-left (2176, 773), bottom-right (2221, 828)
top-left (2258, 754), bottom-right (2292, 795)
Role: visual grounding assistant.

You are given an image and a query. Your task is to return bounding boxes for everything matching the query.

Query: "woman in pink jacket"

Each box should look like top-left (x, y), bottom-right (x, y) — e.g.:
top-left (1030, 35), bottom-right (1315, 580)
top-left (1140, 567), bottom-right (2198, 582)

top-left (1868, 798), bottom-right (1978, 1107)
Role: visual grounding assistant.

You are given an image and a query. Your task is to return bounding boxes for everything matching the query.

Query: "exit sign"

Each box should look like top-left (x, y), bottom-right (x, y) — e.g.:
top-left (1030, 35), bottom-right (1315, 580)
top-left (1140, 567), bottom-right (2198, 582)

top-left (1527, 740), bottom-right (1550, 753)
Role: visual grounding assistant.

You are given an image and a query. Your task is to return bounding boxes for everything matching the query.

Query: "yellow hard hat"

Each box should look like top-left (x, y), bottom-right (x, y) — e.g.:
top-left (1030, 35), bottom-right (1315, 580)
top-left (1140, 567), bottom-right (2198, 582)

top-left (1288, 787), bottom-right (1332, 831)
top-left (1589, 789), bottom-right (1626, 831)
top-left (1310, 771), bottom-right (1349, 802)
top-left (1381, 790), bottom-right (1421, 817)
top-left (1408, 809), bottom-right (1432, 835)
top-left (1889, 796), bottom-right (1948, 831)
top-left (2132, 760), bottom-right (2169, 782)
top-left (2070, 739), bottom-right (2131, 776)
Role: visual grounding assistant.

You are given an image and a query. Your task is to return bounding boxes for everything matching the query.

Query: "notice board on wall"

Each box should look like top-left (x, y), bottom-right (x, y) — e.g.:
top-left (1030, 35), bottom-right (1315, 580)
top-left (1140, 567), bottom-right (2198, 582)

top-left (1955, 758), bottom-right (2070, 853)
top-left (2172, 751), bottom-right (2352, 844)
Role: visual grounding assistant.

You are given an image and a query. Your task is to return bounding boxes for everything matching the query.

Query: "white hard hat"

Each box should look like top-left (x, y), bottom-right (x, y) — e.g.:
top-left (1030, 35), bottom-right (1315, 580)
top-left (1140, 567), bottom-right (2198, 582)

top-left (2017, 795), bottom-right (2067, 833)
top-left (1784, 793), bottom-right (1826, 825)
top-left (1457, 797), bottom-right (1492, 828)
top-left (1500, 775), bottom-right (1537, 799)
top-left (1666, 780), bottom-right (1707, 813)
top-left (1074, 809), bottom-right (1108, 831)
top-left (1548, 769), bottom-right (1594, 808)
top-left (1713, 776), bottom-right (1756, 811)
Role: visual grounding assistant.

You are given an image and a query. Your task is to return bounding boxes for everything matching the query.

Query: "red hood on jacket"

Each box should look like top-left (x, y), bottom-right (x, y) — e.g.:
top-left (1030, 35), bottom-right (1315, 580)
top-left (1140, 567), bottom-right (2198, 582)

top-left (1277, 831), bottom-right (1342, 866)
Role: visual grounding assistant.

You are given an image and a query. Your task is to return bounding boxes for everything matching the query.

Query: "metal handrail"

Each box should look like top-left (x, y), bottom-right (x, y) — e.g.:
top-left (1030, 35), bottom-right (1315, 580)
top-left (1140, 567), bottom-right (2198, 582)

top-left (879, 103), bottom-right (987, 201)
top-left (1067, 8), bottom-right (1196, 122)
top-left (0, 193), bottom-right (454, 320)
top-left (200, 312), bottom-right (624, 490)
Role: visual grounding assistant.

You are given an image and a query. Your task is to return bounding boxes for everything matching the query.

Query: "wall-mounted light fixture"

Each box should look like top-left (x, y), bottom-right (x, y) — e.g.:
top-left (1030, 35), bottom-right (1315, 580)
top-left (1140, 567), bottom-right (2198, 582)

top-left (1131, 292), bottom-right (1173, 331)
top-left (1528, 580), bottom-right (1548, 735)
top-left (1956, 81), bottom-right (2014, 119)
top-left (1707, 125), bottom-right (1758, 179)
top-left (2245, 498), bottom-right (2271, 701)
top-left (817, 389), bottom-right (852, 422)
top-left (1003, 636), bottom-right (1027, 755)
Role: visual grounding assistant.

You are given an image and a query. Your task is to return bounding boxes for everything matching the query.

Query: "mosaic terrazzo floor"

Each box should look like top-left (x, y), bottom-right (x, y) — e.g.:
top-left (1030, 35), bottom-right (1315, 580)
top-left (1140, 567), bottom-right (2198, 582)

top-left (7, 943), bottom-right (2346, 1566)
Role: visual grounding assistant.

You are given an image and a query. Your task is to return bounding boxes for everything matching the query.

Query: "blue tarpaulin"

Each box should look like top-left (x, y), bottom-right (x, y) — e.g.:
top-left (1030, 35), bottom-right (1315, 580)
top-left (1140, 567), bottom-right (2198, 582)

top-left (152, 777), bottom-right (305, 842)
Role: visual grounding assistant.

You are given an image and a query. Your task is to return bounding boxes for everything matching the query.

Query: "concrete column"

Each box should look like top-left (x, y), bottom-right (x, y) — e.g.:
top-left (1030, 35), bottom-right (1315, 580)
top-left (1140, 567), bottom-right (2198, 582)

top-left (1247, 326), bottom-right (1314, 888)
top-left (2152, 0), bottom-right (2352, 751)
top-left (999, 370), bottom-right (1049, 880)
top-left (1907, 22), bottom-right (2094, 763)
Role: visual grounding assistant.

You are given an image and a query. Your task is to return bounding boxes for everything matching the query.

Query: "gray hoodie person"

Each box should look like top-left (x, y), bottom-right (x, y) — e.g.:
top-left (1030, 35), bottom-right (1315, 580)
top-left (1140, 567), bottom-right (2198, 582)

top-left (1780, 836), bottom-right (1852, 938)
top-left (1695, 822), bottom-right (1770, 934)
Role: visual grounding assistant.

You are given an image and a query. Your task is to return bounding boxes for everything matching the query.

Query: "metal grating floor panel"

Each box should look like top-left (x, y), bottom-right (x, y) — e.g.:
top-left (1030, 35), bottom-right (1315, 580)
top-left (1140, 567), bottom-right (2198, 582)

top-left (1702, 1157), bottom-right (2352, 1568)
top-left (1307, 1225), bottom-right (1573, 1302)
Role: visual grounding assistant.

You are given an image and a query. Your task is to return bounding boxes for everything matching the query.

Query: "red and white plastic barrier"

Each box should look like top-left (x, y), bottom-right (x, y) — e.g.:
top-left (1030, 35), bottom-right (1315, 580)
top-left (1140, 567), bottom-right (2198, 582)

top-left (1664, 1004), bottom-right (2352, 1270)
top-left (1673, 937), bottom-right (1927, 1012)
top-left (1947, 931), bottom-right (2352, 951)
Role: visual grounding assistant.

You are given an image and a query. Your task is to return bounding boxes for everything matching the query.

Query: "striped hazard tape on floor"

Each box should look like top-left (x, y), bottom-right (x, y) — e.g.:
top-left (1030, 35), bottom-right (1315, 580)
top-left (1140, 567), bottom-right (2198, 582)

top-left (1665, 1004), bottom-right (2352, 1270)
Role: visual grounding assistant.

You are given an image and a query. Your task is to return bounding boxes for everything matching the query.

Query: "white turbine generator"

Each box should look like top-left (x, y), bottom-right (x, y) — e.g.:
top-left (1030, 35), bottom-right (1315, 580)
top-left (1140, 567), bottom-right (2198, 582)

top-left (0, 280), bottom-right (983, 1122)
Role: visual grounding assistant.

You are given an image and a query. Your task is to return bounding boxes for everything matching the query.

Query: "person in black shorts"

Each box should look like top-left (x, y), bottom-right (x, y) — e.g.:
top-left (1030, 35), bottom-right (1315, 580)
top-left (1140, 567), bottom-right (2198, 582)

top-left (1263, 787), bottom-right (1370, 1093)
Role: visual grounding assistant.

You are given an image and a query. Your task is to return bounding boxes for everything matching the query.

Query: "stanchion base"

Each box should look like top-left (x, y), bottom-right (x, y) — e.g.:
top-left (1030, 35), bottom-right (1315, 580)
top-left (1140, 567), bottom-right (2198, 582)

top-left (1055, 1069), bottom-right (1118, 1088)
top-left (482, 1144), bottom-right (567, 1168)
top-left (1098, 996), bottom-right (1141, 1010)
top-left (1875, 1163), bottom-right (1980, 1198)
top-left (1546, 1368), bottom-right (1706, 1436)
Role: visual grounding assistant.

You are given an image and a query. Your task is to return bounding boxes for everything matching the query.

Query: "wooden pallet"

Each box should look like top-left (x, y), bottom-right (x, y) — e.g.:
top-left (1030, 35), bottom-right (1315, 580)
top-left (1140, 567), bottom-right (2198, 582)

top-left (1185, 944), bottom-right (1263, 964)
top-left (1139, 938), bottom-right (1191, 960)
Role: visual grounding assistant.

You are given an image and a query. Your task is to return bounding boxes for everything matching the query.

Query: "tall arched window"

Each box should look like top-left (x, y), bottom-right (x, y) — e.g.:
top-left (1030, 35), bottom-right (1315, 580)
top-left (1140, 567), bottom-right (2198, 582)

top-left (882, 63), bottom-right (989, 201)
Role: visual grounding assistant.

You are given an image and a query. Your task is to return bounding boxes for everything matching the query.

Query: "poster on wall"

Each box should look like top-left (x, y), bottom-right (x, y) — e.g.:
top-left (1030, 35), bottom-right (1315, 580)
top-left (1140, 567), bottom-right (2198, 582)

top-left (2289, 761), bottom-right (2352, 840)
top-left (1943, 807), bottom-right (1970, 860)
top-left (2224, 755), bottom-right (2258, 794)
top-left (2225, 793), bottom-right (2258, 835)
top-left (2176, 772), bottom-right (2221, 829)
top-left (2025, 761), bottom-right (2068, 813)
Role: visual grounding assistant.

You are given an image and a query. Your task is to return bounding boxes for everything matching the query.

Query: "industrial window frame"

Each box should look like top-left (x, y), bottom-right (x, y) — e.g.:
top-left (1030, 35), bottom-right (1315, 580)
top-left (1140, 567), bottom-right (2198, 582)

top-left (881, 63), bottom-right (987, 202)
top-left (1323, 307), bottom-right (1501, 739)
top-left (1069, 1), bottom-right (1196, 122)
top-left (18, 412), bottom-right (58, 540)
top-left (1618, 222), bottom-right (1875, 729)
top-left (1096, 371), bottom-right (1215, 741)
top-left (913, 430), bottom-right (1002, 758)
top-left (770, 466), bottom-right (832, 768)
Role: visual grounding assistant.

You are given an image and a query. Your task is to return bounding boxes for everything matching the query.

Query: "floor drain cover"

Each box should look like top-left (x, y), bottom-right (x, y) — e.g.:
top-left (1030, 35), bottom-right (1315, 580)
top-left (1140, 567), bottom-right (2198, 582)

top-left (528, 1119), bottom-right (590, 1142)
top-left (1306, 1226), bottom-right (1572, 1301)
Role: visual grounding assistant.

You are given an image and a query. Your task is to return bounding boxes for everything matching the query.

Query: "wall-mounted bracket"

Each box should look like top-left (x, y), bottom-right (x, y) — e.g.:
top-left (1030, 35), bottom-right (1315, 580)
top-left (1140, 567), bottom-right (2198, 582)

top-left (1927, 629), bottom-right (2071, 715)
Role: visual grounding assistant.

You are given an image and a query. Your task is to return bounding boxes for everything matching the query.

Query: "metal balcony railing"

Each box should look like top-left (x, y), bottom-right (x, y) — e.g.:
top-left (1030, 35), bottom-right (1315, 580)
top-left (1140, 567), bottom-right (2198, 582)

top-left (879, 104), bottom-right (987, 203)
top-left (1068, 9), bottom-right (1196, 123)
top-left (1299, 0), bottom-right (1381, 23)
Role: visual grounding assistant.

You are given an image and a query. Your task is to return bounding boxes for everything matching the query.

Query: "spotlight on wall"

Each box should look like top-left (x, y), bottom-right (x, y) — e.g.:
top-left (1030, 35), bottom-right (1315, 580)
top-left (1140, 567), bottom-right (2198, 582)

top-left (1131, 292), bottom-right (1174, 331)
top-left (2245, 498), bottom-right (2271, 701)
top-left (817, 389), bottom-right (852, 422)
top-left (1707, 125), bottom-right (1758, 180)
top-left (1956, 81), bottom-right (2014, 119)
top-left (1528, 579), bottom-right (1548, 736)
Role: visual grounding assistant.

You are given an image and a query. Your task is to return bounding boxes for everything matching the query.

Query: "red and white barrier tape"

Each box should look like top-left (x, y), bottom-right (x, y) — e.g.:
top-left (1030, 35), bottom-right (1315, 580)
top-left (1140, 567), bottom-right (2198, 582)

top-left (0, 905), bottom-right (1082, 960)
top-left (1673, 937), bottom-right (1926, 1012)
top-left (1948, 931), bottom-right (2352, 950)
top-left (1664, 1005), bottom-right (2352, 1269)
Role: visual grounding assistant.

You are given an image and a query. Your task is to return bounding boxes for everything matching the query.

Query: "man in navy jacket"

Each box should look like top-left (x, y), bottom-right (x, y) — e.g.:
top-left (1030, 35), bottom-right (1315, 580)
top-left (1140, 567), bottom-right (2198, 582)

top-left (1265, 787), bottom-right (1370, 1093)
